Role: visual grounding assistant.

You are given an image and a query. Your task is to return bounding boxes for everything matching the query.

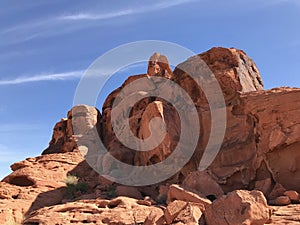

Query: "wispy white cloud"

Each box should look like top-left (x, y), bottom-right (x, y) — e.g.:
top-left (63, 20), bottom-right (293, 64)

top-left (155, 0), bottom-right (197, 9)
top-left (0, 62), bottom-right (147, 86)
top-left (60, 9), bottom-right (134, 21)
top-left (60, 0), bottom-right (197, 21)
top-left (0, 0), bottom-right (197, 45)
top-left (0, 70), bottom-right (84, 85)
top-left (0, 17), bottom-right (69, 46)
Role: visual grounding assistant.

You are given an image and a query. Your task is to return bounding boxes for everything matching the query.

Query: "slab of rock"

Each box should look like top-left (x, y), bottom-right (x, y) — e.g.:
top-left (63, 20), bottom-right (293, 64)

top-left (144, 209), bottom-right (165, 225)
top-left (275, 196), bottom-right (291, 206)
top-left (284, 190), bottom-right (299, 203)
top-left (164, 200), bottom-right (188, 224)
top-left (204, 190), bottom-right (271, 225)
top-left (23, 197), bottom-right (164, 225)
top-left (167, 184), bottom-right (211, 208)
top-left (173, 202), bottom-right (204, 225)
top-left (164, 200), bottom-right (204, 225)
top-left (239, 89), bottom-right (300, 192)
top-left (270, 205), bottom-right (300, 224)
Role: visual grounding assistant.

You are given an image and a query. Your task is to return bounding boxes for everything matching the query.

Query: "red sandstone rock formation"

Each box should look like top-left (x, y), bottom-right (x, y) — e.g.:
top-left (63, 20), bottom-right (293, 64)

top-left (100, 47), bottom-right (300, 195)
top-left (2, 47), bottom-right (300, 224)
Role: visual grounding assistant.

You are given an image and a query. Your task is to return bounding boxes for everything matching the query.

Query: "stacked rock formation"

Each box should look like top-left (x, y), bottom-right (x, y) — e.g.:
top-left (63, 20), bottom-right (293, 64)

top-left (1, 47), bottom-right (300, 224)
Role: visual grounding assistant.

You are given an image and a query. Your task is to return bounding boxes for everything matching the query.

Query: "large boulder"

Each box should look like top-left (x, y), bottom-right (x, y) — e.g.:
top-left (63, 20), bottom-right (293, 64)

top-left (173, 47), bottom-right (263, 107)
top-left (204, 190), bottom-right (271, 225)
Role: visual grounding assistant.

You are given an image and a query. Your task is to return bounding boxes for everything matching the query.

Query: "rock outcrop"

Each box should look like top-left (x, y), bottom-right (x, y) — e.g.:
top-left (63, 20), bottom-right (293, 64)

top-left (0, 151), bottom-right (98, 224)
top-left (1, 47), bottom-right (300, 224)
top-left (147, 52), bottom-right (173, 79)
top-left (42, 118), bottom-right (77, 155)
top-left (24, 197), bottom-right (164, 225)
top-left (98, 47), bottom-right (300, 195)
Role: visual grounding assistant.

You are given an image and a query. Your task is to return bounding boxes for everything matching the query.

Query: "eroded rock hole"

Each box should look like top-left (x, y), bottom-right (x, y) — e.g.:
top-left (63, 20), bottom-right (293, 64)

top-left (9, 175), bottom-right (35, 187)
top-left (206, 194), bottom-right (217, 202)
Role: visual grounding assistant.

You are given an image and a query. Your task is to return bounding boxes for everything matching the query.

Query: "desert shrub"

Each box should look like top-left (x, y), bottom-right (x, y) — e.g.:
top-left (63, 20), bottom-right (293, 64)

top-left (63, 174), bottom-right (79, 186)
top-left (63, 174), bottom-right (88, 199)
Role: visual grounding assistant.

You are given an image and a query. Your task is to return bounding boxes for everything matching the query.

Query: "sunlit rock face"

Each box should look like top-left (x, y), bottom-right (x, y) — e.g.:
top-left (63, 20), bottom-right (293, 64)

top-left (42, 47), bottom-right (300, 193)
top-left (2, 47), bottom-right (300, 224)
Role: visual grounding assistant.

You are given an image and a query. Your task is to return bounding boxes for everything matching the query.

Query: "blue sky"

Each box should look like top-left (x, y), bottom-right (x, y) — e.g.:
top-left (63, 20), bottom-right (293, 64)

top-left (0, 0), bottom-right (299, 179)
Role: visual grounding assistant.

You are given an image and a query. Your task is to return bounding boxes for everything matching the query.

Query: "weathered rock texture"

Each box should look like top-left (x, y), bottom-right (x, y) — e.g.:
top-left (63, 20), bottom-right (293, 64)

top-left (204, 190), bottom-right (271, 225)
top-left (98, 47), bottom-right (300, 195)
top-left (0, 151), bottom-right (98, 224)
top-left (24, 197), bottom-right (165, 225)
top-left (42, 118), bottom-right (77, 155)
top-left (270, 205), bottom-right (300, 224)
top-left (2, 47), bottom-right (300, 224)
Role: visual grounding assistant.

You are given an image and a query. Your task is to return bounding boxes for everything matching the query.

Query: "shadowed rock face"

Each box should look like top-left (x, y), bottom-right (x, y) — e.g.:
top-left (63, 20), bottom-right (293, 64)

top-left (42, 118), bottom-right (77, 155)
top-left (41, 105), bottom-right (101, 155)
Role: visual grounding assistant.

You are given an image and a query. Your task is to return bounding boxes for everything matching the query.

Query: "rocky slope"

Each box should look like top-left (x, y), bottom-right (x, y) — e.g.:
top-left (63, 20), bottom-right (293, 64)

top-left (1, 47), bottom-right (300, 224)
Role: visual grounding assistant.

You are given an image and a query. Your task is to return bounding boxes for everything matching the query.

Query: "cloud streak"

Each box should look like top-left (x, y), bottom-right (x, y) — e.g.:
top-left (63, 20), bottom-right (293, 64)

top-left (0, 70), bottom-right (84, 85)
top-left (60, 0), bottom-right (197, 21)
top-left (0, 63), bottom-right (145, 85)
top-left (60, 9), bottom-right (134, 21)
top-left (1, 0), bottom-right (197, 45)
